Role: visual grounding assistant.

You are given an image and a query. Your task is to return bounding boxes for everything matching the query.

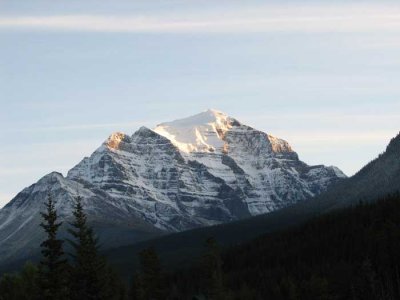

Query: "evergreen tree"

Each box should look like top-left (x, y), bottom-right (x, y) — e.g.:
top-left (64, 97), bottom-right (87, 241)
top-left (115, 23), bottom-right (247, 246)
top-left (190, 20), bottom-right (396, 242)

top-left (0, 273), bottom-right (20, 300)
top-left (353, 258), bottom-right (380, 300)
top-left (0, 263), bottom-right (40, 300)
top-left (130, 272), bottom-right (145, 300)
top-left (131, 247), bottom-right (164, 300)
top-left (104, 264), bottom-right (128, 300)
top-left (39, 193), bottom-right (69, 300)
top-left (234, 283), bottom-right (258, 300)
top-left (20, 263), bottom-right (41, 300)
top-left (0, 196), bottom-right (125, 300)
top-left (202, 237), bottom-right (227, 300)
top-left (68, 196), bottom-right (113, 300)
top-left (280, 277), bottom-right (298, 300)
top-left (306, 275), bottom-right (332, 300)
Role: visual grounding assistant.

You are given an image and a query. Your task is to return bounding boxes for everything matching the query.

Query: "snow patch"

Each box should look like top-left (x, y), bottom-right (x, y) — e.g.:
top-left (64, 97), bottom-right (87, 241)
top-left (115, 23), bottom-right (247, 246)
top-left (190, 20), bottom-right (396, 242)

top-left (154, 109), bottom-right (233, 153)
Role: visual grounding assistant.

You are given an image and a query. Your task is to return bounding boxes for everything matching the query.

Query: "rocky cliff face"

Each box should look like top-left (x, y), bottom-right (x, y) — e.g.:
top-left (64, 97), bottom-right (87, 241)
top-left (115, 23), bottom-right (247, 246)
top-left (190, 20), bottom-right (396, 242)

top-left (0, 109), bottom-right (346, 263)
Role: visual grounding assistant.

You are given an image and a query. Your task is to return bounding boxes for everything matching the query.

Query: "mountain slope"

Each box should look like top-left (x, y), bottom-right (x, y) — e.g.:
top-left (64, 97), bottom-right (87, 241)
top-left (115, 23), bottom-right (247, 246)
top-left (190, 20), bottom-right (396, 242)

top-left (154, 109), bottom-right (345, 215)
top-left (105, 132), bottom-right (400, 278)
top-left (0, 110), bottom-right (345, 265)
top-left (308, 131), bottom-right (400, 211)
top-left (0, 172), bottom-right (161, 264)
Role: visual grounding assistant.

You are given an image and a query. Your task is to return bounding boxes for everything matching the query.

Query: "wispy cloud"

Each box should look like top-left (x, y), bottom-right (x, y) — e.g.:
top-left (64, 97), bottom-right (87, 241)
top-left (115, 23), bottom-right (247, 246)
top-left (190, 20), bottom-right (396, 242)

top-left (1, 4), bottom-right (400, 33)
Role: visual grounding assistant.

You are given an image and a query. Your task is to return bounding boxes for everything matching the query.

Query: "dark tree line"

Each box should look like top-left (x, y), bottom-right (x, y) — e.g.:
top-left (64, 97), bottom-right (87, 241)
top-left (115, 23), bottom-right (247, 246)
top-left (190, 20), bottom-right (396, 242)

top-left (3, 193), bottom-right (400, 299)
top-left (0, 191), bottom-right (233, 300)
top-left (0, 195), bottom-right (126, 300)
top-left (165, 193), bottom-right (400, 299)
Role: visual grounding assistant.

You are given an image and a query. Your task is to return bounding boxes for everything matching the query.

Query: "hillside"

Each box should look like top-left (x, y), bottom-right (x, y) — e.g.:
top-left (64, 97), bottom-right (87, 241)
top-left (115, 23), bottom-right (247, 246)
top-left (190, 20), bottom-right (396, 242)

top-left (161, 193), bottom-right (400, 299)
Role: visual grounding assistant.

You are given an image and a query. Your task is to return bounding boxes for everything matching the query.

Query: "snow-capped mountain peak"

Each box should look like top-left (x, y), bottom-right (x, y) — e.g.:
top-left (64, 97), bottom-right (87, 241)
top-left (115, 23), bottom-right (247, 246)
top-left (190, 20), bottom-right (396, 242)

top-left (0, 109), bottom-right (347, 265)
top-left (154, 109), bottom-right (235, 153)
top-left (153, 109), bottom-right (295, 159)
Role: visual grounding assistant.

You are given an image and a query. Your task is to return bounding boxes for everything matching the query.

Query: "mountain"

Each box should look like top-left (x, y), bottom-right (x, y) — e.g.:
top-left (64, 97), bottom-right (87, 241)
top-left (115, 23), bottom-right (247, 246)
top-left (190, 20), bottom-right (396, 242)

top-left (0, 109), bottom-right (345, 265)
top-left (104, 132), bottom-right (400, 279)
top-left (312, 132), bottom-right (400, 210)
top-left (0, 172), bottom-right (162, 264)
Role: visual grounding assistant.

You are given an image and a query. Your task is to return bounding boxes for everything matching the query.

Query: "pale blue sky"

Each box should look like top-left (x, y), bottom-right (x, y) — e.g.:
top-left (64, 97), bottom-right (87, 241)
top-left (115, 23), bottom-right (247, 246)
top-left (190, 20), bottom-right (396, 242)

top-left (1, 0), bottom-right (400, 207)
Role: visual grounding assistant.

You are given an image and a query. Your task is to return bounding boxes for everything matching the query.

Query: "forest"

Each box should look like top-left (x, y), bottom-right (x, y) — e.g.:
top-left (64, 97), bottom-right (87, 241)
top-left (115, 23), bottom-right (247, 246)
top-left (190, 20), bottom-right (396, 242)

top-left (169, 193), bottom-right (400, 299)
top-left (1, 193), bottom-right (400, 299)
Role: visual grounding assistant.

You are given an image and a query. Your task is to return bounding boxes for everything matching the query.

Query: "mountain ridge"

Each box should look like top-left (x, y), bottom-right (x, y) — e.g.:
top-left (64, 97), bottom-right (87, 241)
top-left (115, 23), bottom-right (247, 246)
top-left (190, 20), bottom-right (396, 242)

top-left (0, 110), bottom-right (345, 265)
top-left (103, 132), bottom-right (400, 279)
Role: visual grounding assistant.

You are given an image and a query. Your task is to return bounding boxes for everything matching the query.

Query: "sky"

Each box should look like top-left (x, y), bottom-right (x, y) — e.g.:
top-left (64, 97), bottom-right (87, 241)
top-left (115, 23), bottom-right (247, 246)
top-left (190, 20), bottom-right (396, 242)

top-left (0, 0), bottom-right (400, 208)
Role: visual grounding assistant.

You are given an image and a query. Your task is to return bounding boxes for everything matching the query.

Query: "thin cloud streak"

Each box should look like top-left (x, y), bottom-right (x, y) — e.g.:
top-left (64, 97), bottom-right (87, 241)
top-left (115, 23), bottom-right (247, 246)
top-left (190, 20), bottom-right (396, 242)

top-left (1, 4), bottom-right (400, 33)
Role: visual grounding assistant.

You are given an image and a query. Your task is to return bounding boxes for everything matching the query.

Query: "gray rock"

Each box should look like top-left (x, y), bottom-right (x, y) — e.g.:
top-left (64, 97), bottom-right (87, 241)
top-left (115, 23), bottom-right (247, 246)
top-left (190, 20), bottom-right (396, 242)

top-left (0, 110), bottom-right (346, 264)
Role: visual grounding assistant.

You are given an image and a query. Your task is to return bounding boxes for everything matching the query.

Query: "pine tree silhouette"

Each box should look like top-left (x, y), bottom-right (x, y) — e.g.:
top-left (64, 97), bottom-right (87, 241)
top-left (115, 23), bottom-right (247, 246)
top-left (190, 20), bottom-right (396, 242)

top-left (202, 237), bottom-right (227, 300)
top-left (131, 247), bottom-right (164, 300)
top-left (68, 196), bottom-right (109, 300)
top-left (39, 193), bottom-right (69, 300)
